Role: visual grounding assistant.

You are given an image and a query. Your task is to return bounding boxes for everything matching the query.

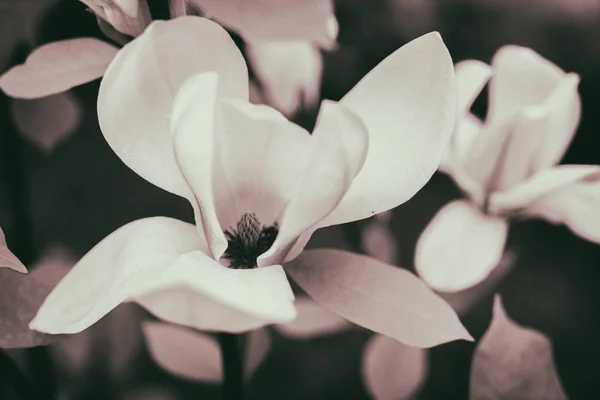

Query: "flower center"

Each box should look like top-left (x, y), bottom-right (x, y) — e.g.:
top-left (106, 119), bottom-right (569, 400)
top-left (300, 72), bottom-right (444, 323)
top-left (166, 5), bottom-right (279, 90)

top-left (222, 212), bottom-right (278, 269)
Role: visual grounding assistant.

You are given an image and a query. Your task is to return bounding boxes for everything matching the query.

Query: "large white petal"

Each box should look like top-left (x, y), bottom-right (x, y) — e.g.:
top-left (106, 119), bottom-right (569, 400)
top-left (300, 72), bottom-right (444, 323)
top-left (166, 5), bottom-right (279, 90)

top-left (30, 217), bottom-right (202, 334)
top-left (524, 173), bottom-right (600, 244)
top-left (258, 101), bottom-right (368, 266)
top-left (190, 0), bottom-right (337, 47)
top-left (98, 16), bottom-right (248, 197)
top-left (322, 32), bottom-right (456, 226)
top-left (415, 200), bottom-right (508, 293)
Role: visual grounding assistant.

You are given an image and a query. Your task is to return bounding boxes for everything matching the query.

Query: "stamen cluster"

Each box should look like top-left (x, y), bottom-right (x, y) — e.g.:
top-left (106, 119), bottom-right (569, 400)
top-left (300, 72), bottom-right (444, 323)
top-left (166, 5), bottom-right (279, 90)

top-left (223, 212), bottom-right (278, 269)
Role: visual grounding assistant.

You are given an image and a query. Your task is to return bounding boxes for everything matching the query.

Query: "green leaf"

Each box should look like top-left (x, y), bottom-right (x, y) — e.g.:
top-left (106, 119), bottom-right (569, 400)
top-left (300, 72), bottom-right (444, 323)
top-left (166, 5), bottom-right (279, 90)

top-left (285, 249), bottom-right (473, 348)
top-left (470, 295), bottom-right (568, 400)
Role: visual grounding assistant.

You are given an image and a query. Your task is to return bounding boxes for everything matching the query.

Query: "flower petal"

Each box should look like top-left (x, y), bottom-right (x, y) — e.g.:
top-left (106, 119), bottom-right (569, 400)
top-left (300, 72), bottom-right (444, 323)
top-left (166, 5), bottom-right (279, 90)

top-left (0, 38), bottom-right (118, 99)
top-left (190, 0), bottom-right (337, 47)
top-left (455, 60), bottom-right (491, 116)
top-left (415, 200), bottom-right (508, 293)
top-left (0, 228), bottom-right (26, 273)
top-left (170, 72), bottom-right (226, 259)
top-left (98, 16), bottom-right (248, 197)
top-left (362, 334), bottom-right (428, 400)
top-left (246, 40), bottom-right (323, 117)
top-left (212, 100), bottom-right (312, 230)
top-left (323, 32), bottom-right (456, 226)
top-left (259, 101), bottom-right (368, 266)
top-left (274, 297), bottom-right (351, 340)
top-left (524, 172), bottom-right (600, 244)
top-left (286, 249), bottom-right (472, 348)
top-left (133, 257), bottom-right (297, 333)
top-left (80, 0), bottom-right (151, 37)
top-left (489, 164), bottom-right (600, 214)
top-left (30, 217), bottom-right (203, 334)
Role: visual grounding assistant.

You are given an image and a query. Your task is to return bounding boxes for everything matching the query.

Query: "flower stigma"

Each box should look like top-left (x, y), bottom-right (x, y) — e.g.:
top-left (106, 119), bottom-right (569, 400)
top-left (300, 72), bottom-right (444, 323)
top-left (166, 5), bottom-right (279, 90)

top-left (223, 211), bottom-right (279, 269)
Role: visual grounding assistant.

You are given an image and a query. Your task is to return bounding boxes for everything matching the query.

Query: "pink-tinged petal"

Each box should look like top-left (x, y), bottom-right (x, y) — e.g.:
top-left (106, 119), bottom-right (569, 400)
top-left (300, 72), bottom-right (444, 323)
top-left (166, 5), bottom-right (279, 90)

top-left (190, 0), bottom-right (337, 47)
top-left (170, 72), bottom-right (227, 260)
top-left (286, 249), bottom-right (473, 348)
top-left (259, 101), bottom-right (368, 266)
top-left (274, 297), bottom-right (351, 339)
top-left (98, 16), bottom-right (248, 197)
top-left (455, 60), bottom-right (491, 116)
top-left (80, 0), bottom-right (151, 37)
top-left (323, 32), bottom-right (456, 226)
top-left (0, 228), bottom-right (26, 273)
top-left (362, 334), bottom-right (428, 400)
top-left (489, 164), bottom-right (600, 214)
top-left (415, 200), bottom-right (508, 293)
top-left (485, 73), bottom-right (581, 191)
top-left (470, 296), bottom-right (568, 400)
top-left (524, 173), bottom-right (600, 244)
top-left (487, 45), bottom-right (566, 128)
top-left (133, 257), bottom-right (296, 333)
top-left (246, 40), bottom-right (323, 117)
top-left (142, 321), bottom-right (222, 382)
top-left (0, 38), bottom-right (117, 99)
top-left (30, 217), bottom-right (203, 334)
top-left (213, 100), bottom-right (312, 230)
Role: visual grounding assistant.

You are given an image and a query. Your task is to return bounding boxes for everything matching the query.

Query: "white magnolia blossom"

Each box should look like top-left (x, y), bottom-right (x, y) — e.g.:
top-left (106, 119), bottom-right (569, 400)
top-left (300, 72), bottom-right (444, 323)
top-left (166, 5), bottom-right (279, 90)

top-left (416, 45), bottom-right (600, 293)
top-left (29, 16), bottom-right (465, 344)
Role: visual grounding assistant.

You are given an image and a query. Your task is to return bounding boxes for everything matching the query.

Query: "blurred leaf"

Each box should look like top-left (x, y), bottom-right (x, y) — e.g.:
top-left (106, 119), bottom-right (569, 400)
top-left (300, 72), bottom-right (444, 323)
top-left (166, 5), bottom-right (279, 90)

top-left (244, 327), bottom-right (271, 381)
top-left (274, 297), bottom-right (351, 340)
top-left (0, 38), bottom-right (118, 99)
top-left (142, 321), bottom-right (222, 382)
top-left (362, 334), bottom-right (428, 400)
top-left (470, 296), bottom-right (568, 400)
top-left (0, 228), bottom-right (26, 273)
top-left (0, 269), bottom-right (55, 348)
top-left (11, 92), bottom-right (82, 153)
top-left (285, 249), bottom-right (473, 348)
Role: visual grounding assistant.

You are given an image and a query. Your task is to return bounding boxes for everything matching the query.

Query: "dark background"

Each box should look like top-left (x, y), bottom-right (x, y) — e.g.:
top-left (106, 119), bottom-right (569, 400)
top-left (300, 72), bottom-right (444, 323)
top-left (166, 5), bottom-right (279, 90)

top-left (1, 0), bottom-right (600, 398)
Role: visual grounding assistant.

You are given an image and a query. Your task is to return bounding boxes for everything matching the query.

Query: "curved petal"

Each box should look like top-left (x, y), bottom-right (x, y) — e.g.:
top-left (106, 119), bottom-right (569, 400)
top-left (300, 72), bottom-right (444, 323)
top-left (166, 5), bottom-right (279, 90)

top-left (171, 72), bottom-right (226, 260)
top-left (258, 101), bottom-right (368, 266)
top-left (415, 200), bottom-right (508, 293)
top-left (323, 32), bottom-right (456, 226)
top-left (524, 174), bottom-right (600, 244)
top-left (0, 38), bottom-right (118, 99)
top-left (487, 45), bottom-right (566, 127)
top-left (212, 100), bottom-right (312, 230)
top-left (0, 228), bottom-right (27, 273)
top-left (30, 217), bottom-right (203, 334)
top-left (133, 254), bottom-right (296, 333)
top-left (455, 60), bottom-right (491, 116)
top-left (98, 16), bottom-right (248, 197)
top-left (489, 164), bottom-right (600, 214)
top-left (190, 0), bottom-right (337, 47)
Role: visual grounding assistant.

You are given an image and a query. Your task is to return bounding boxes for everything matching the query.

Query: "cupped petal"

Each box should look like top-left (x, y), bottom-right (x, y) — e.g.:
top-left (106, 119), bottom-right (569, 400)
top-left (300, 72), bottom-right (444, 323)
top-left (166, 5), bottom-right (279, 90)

top-left (171, 72), bottom-right (226, 260)
top-left (190, 0), bottom-right (337, 47)
top-left (455, 60), bottom-right (492, 116)
top-left (489, 164), bottom-right (600, 214)
top-left (133, 254), bottom-right (296, 333)
top-left (98, 16), bottom-right (248, 197)
top-left (258, 101), bottom-right (368, 266)
top-left (322, 32), bottom-right (456, 226)
top-left (487, 45), bottom-right (566, 128)
top-left (0, 38), bottom-right (118, 99)
top-left (524, 173), bottom-right (600, 244)
top-left (212, 100), bottom-right (312, 230)
top-left (415, 200), bottom-right (508, 293)
top-left (246, 40), bottom-right (323, 117)
top-left (30, 217), bottom-right (203, 334)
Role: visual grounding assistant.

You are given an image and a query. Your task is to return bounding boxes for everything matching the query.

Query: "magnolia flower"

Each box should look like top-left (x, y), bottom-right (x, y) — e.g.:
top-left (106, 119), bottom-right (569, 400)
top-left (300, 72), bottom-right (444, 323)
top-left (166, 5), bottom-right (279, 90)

top-left (30, 17), bottom-right (467, 347)
top-left (416, 45), bottom-right (600, 293)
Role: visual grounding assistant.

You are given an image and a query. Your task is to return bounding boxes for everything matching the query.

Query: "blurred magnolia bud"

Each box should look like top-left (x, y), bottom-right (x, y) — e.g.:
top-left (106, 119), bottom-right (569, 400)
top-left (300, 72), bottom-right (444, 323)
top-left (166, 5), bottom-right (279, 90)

top-left (79, 0), bottom-right (151, 37)
top-left (246, 40), bottom-right (323, 117)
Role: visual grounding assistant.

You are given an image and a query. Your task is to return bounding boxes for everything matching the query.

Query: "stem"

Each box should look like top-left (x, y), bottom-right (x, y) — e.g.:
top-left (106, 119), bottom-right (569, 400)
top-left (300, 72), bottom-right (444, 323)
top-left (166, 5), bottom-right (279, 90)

top-left (0, 350), bottom-right (55, 400)
top-left (217, 333), bottom-right (245, 400)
